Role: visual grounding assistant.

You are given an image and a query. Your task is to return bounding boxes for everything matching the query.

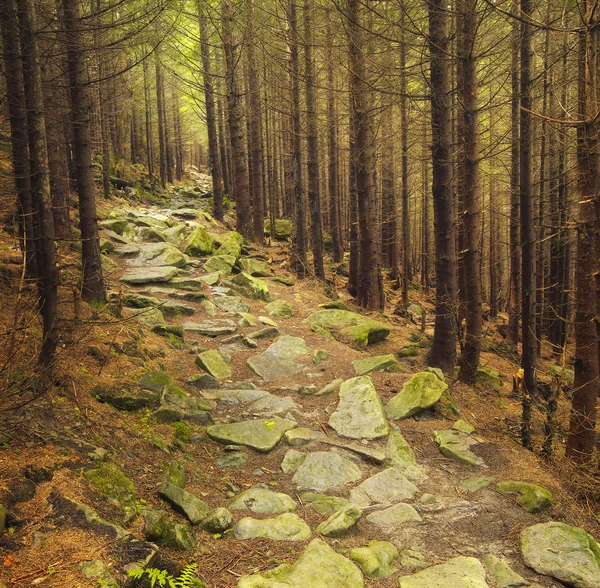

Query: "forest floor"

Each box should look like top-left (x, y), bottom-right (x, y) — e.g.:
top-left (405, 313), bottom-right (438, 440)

top-left (0, 169), bottom-right (598, 588)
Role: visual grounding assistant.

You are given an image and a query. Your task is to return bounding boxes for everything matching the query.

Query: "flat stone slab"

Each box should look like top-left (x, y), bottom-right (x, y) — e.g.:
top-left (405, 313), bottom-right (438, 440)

top-left (305, 309), bottom-right (390, 347)
top-left (183, 320), bottom-right (237, 337)
top-left (158, 482), bottom-right (210, 525)
top-left (482, 554), bottom-right (529, 588)
top-left (434, 429), bottom-right (487, 467)
top-left (292, 451), bottom-right (362, 491)
top-left (237, 538), bottom-right (364, 588)
top-left (351, 468), bottom-right (418, 506)
top-left (135, 243), bottom-right (186, 267)
top-left (397, 556), bottom-right (489, 588)
top-left (201, 389), bottom-right (270, 405)
top-left (521, 522), bottom-right (600, 588)
top-left (247, 335), bottom-right (310, 381)
top-left (365, 503), bottom-right (421, 528)
top-left (352, 354), bottom-right (399, 375)
top-left (195, 350), bottom-right (232, 380)
top-left (387, 371), bottom-right (448, 420)
top-left (206, 418), bottom-right (296, 452)
top-left (121, 266), bottom-right (179, 284)
top-left (247, 394), bottom-right (298, 416)
top-left (328, 376), bottom-right (389, 440)
top-left (385, 431), bottom-right (427, 483)
top-left (233, 512), bottom-right (311, 541)
top-left (213, 296), bottom-right (250, 313)
top-left (230, 486), bottom-right (296, 515)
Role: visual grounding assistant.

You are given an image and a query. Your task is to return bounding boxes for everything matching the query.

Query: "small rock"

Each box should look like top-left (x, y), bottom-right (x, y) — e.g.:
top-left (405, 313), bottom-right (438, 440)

top-left (350, 540), bottom-right (399, 578)
top-left (230, 486), bottom-right (297, 514)
top-left (316, 378), bottom-right (343, 396)
top-left (353, 468), bottom-right (418, 505)
top-left (206, 417), bottom-right (296, 452)
top-left (312, 349), bottom-right (329, 364)
top-left (366, 503), bottom-right (421, 528)
top-left (159, 482), bottom-right (210, 524)
top-left (215, 452), bottom-right (248, 468)
top-left (265, 300), bottom-right (293, 318)
top-left (292, 451), bottom-right (362, 491)
top-left (352, 354), bottom-right (399, 375)
top-left (299, 492), bottom-right (349, 515)
top-left (195, 349), bottom-right (232, 380)
top-left (434, 429), bottom-right (486, 467)
top-left (316, 505), bottom-right (362, 537)
top-left (482, 554), bottom-right (529, 588)
top-left (247, 335), bottom-right (310, 381)
top-left (386, 371), bottom-right (448, 420)
top-left (161, 461), bottom-right (186, 489)
top-left (496, 480), bottom-right (553, 513)
top-left (8, 479), bottom-right (36, 503)
top-left (202, 508), bottom-right (233, 534)
top-left (397, 556), bottom-right (488, 588)
top-left (281, 449), bottom-right (307, 473)
top-left (84, 463), bottom-right (137, 522)
top-left (461, 476), bottom-right (494, 492)
top-left (233, 512), bottom-right (311, 541)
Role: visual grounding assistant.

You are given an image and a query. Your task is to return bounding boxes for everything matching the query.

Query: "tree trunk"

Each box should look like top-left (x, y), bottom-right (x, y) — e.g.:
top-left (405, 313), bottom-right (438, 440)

top-left (458, 0), bottom-right (482, 384)
top-left (222, 0), bottom-right (252, 238)
top-left (326, 10), bottom-right (343, 263)
top-left (567, 0), bottom-right (599, 464)
top-left (348, 0), bottom-right (384, 310)
top-left (304, 0), bottom-right (324, 277)
top-left (381, 103), bottom-right (397, 279)
top-left (508, 11), bottom-right (520, 347)
top-left (217, 91), bottom-right (230, 196)
top-left (18, 0), bottom-right (59, 364)
top-left (428, 0), bottom-right (457, 374)
top-left (288, 0), bottom-right (307, 275)
top-left (63, 0), bottom-right (105, 304)
top-left (400, 8), bottom-right (410, 299)
top-left (0, 0), bottom-right (37, 276)
top-left (143, 54), bottom-right (154, 178)
top-left (519, 0), bottom-right (537, 449)
top-left (155, 55), bottom-right (167, 188)
top-left (246, 0), bottom-right (265, 243)
top-left (199, 7), bottom-right (224, 221)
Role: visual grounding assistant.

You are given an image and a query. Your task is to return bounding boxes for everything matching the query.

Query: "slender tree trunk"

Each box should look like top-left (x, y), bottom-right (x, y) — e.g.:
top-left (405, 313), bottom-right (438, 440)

top-left (0, 0), bottom-right (37, 276)
top-left (348, 0), bottom-right (384, 310)
top-left (458, 0), bottom-right (482, 384)
top-left (222, 0), bottom-right (252, 237)
top-left (172, 89), bottom-right (184, 181)
top-left (381, 104), bottom-right (397, 279)
top-left (428, 0), bottom-right (457, 374)
top-left (421, 123), bottom-right (430, 293)
top-left (288, 0), bottom-right (307, 275)
top-left (400, 8), bottom-right (410, 299)
top-left (143, 54), bottom-right (154, 178)
top-left (246, 0), bottom-right (265, 243)
top-left (566, 0), bottom-right (599, 464)
top-left (348, 90), bottom-right (359, 296)
top-left (304, 0), bottom-right (324, 277)
top-left (18, 0), bottom-right (59, 364)
top-left (155, 55), bottom-right (167, 188)
top-left (217, 92), bottom-right (230, 195)
top-left (326, 11), bottom-right (343, 263)
top-left (508, 11), bottom-right (520, 347)
top-left (199, 7), bottom-right (224, 221)
top-left (63, 0), bottom-right (105, 304)
top-left (520, 0), bottom-right (537, 449)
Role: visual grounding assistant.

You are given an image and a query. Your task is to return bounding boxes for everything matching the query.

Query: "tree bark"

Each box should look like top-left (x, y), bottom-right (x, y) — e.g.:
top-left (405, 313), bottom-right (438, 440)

top-left (326, 10), bottom-right (343, 263)
top-left (458, 0), bottom-right (482, 384)
top-left (400, 8), bottom-right (410, 298)
top-left (508, 11), bottom-right (520, 347)
top-left (18, 0), bottom-right (59, 364)
top-left (155, 54), bottom-right (167, 188)
top-left (246, 0), bottom-right (265, 243)
top-left (143, 54), bottom-right (154, 178)
top-left (222, 0), bottom-right (252, 238)
top-left (567, 0), bottom-right (599, 464)
top-left (304, 0), bottom-right (324, 277)
top-left (519, 0), bottom-right (537, 449)
top-left (288, 0), bottom-right (307, 275)
top-left (348, 0), bottom-right (384, 310)
top-left (0, 0), bottom-right (37, 276)
top-left (63, 0), bottom-right (105, 304)
top-left (427, 0), bottom-right (457, 374)
top-left (199, 6), bottom-right (224, 221)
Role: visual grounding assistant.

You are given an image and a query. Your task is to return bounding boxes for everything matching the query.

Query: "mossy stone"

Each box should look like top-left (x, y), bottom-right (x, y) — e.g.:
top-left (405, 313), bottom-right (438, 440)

top-left (85, 463), bottom-right (138, 522)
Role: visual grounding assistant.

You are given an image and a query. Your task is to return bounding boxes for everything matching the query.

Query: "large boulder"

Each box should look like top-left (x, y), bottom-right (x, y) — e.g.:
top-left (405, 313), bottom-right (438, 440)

top-left (247, 335), bottom-right (309, 381)
top-left (238, 538), bottom-right (364, 588)
top-left (292, 451), bottom-right (362, 491)
top-left (496, 481), bottom-right (553, 513)
top-left (386, 371), bottom-right (448, 420)
top-left (184, 226), bottom-right (214, 256)
top-left (328, 376), bottom-right (389, 440)
top-left (397, 556), bottom-right (489, 588)
top-left (215, 231), bottom-right (243, 259)
top-left (232, 272), bottom-right (271, 301)
top-left (521, 522), bottom-right (600, 588)
top-left (233, 512), bottom-right (311, 541)
top-left (264, 219), bottom-right (293, 240)
top-left (206, 417), bottom-right (296, 452)
top-left (304, 309), bottom-right (390, 347)
top-left (121, 266), bottom-right (178, 284)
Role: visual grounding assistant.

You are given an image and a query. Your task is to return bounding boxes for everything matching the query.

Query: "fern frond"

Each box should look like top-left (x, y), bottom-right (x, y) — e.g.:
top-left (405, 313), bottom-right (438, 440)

top-left (175, 563), bottom-right (199, 587)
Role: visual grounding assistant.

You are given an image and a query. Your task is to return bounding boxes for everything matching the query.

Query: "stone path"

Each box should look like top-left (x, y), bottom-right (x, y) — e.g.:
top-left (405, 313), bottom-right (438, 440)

top-left (72, 181), bottom-right (600, 587)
